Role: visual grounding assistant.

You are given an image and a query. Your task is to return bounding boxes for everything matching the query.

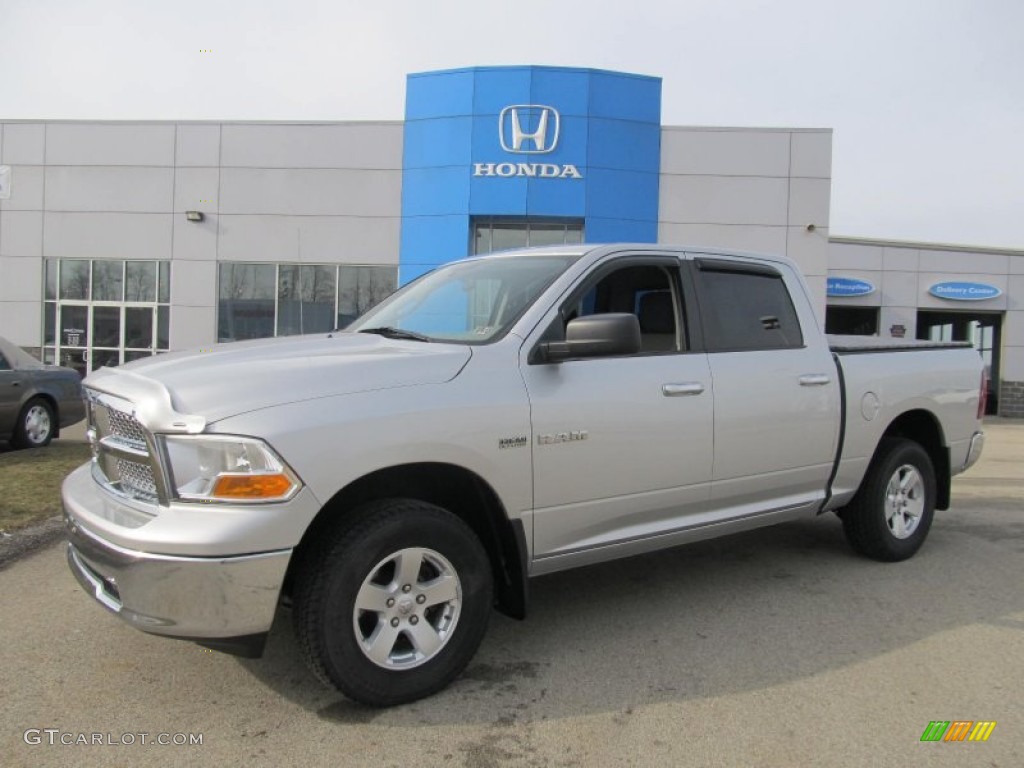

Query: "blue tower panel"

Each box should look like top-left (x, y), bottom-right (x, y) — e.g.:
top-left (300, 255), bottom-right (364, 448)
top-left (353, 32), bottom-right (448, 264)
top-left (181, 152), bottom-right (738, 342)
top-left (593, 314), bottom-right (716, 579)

top-left (588, 71), bottom-right (662, 123)
top-left (530, 69), bottom-right (592, 118)
top-left (585, 168), bottom-right (661, 222)
top-left (401, 166), bottom-right (471, 217)
top-left (469, 174), bottom-right (529, 216)
top-left (587, 119), bottom-right (661, 173)
top-left (471, 67), bottom-right (534, 117)
top-left (398, 215), bottom-right (471, 284)
top-left (402, 117), bottom-right (474, 169)
top-left (584, 216), bottom-right (658, 244)
top-left (401, 66), bottom-right (663, 282)
top-left (525, 176), bottom-right (587, 218)
top-left (405, 71), bottom-right (475, 120)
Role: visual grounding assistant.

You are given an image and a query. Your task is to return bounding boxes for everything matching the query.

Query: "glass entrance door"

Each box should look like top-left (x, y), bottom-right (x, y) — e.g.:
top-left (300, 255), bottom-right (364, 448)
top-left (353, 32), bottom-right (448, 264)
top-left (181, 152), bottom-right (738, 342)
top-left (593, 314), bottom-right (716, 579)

top-left (55, 303), bottom-right (167, 376)
top-left (44, 258), bottom-right (170, 376)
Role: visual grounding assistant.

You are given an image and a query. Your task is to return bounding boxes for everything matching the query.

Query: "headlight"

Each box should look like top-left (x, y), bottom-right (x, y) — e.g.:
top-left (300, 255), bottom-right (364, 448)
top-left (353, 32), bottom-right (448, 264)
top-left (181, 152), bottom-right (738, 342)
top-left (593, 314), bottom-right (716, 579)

top-left (162, 435), bottom-right (301, 503)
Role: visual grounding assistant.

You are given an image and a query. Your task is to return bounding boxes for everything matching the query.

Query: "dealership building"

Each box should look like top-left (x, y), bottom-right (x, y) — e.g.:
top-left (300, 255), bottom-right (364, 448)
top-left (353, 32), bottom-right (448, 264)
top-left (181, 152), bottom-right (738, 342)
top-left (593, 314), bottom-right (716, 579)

top-left (0, 65), bottom-right (1021, 415)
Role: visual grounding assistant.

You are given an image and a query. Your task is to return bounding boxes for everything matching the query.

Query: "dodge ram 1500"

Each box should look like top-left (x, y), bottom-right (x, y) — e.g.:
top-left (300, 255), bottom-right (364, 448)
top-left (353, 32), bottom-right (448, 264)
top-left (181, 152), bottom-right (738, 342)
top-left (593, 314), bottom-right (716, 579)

top-left (63, 244), bottom-right (985, 705)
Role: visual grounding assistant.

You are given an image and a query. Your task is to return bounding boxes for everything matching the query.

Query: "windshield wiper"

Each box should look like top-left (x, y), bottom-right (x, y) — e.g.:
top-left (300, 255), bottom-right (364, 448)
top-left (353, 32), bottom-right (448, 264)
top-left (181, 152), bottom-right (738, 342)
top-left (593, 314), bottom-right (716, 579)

top-left (357, 326), bottom-right (433, 342)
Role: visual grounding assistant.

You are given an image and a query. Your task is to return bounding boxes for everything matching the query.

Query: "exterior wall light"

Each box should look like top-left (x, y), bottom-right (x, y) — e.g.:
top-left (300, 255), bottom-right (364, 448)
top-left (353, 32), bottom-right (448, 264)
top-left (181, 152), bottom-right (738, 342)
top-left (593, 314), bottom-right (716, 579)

top-left (185, 211), bottom-right (204, 222)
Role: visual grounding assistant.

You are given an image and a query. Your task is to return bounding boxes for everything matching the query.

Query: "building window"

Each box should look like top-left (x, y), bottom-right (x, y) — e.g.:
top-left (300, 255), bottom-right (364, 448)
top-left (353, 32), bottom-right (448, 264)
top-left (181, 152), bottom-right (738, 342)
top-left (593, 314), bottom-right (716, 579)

top-left (471, 217), bottom-right (583, 255)
top-left (42, 258), bottom-right (171, 376)
top-left (825, 306), bottom-right (879, 336)
top-left (41, 260), bottom-right (169, 376)
top-left (218, 263), bottom-right (276, 342)
top-left (217, 263), bottom-right (397, 343)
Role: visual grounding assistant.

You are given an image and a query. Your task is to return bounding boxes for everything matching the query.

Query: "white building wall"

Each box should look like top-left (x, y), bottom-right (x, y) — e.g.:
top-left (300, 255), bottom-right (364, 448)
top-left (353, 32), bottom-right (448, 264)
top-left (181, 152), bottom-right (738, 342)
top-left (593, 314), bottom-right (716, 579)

top-left (658, 127), bottom-right (832, 320)
top-left (0, 121), bottom-right (404, 352)
top-left (0, 123), bottom-right (46, 345)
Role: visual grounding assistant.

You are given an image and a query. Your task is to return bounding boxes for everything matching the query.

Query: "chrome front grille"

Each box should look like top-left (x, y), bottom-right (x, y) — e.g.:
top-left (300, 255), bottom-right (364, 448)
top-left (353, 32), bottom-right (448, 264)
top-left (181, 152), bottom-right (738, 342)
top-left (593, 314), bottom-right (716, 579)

top-left (114, 458), bottom-right (159, 501)
top-left (104, 406), bottom-right (148, 450)
top-left (85, 388), bottom-right (163, 506)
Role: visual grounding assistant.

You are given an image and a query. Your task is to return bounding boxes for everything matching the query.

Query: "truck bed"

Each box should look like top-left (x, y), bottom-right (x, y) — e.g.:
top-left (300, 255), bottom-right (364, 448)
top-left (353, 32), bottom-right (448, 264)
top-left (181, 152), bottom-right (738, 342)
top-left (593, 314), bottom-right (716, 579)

top-left (827, 335), bottom-right (972, 354)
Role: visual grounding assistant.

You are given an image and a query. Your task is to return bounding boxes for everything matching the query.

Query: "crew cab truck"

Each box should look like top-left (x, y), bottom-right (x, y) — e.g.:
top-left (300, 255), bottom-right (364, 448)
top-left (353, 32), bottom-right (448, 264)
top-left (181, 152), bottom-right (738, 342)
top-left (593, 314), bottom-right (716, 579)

top-left (63, 244), bottom-right (986, 706)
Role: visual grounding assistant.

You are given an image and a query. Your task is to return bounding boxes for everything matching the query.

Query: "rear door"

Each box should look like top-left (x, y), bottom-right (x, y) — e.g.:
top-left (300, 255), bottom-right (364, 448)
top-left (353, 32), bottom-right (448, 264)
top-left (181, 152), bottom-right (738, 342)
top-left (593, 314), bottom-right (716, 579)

top-left (692, 256), bottom-right (839, 514)
top-left (521, 253), bottom-right (714, 559)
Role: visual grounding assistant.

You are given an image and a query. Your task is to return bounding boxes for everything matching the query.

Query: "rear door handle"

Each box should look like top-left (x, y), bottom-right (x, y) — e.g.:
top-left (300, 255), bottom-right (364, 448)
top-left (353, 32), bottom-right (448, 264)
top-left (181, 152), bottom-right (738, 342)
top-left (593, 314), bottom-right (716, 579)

top-left (662, 383), bottom-right (705, 397)
top-left (799, 374), bottom-right (831, 387)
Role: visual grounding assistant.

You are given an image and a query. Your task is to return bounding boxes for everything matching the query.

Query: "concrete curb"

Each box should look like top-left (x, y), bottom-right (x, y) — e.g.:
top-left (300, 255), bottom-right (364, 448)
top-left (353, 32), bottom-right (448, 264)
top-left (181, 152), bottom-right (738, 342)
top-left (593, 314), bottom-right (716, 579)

top-left (0, 516), bottom-right (64, 571)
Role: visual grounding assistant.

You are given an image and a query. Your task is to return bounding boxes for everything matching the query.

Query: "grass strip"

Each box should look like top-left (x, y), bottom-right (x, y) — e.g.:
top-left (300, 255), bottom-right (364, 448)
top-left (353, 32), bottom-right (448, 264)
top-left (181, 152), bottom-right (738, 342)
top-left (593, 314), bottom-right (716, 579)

top-left (0, 443), bottom-right (91, 532)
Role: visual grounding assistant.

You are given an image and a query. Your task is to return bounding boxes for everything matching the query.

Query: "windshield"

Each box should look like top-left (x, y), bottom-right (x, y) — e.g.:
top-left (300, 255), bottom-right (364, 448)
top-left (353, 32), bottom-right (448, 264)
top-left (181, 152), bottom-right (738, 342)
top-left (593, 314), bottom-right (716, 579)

top-left (346, 255), bottom-right (579, 343)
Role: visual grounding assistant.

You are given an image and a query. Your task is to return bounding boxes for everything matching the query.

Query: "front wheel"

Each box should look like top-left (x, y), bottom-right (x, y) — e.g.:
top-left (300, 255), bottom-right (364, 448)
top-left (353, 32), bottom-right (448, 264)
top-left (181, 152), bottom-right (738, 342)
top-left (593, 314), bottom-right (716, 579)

top-left (840, 438), bottom-right (936, 562)
top-left (293, 499), bottom-right (493, 706)
top-left (13, 398), bottom-right (55, 449)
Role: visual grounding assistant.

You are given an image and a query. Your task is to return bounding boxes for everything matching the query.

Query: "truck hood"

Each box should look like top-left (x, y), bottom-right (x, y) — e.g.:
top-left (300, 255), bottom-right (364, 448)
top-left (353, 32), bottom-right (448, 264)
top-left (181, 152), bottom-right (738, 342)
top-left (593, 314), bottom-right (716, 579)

top-left (85, 333), bottom-right (472, 425)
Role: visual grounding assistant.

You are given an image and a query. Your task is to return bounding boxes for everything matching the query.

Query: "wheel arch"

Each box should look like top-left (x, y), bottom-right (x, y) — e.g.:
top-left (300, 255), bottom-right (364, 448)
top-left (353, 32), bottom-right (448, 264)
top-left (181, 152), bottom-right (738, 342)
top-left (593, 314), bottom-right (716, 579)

top-left (286, 462), bottom-right (528, 619)
top-left (879, 409), bottom-right (950, 510)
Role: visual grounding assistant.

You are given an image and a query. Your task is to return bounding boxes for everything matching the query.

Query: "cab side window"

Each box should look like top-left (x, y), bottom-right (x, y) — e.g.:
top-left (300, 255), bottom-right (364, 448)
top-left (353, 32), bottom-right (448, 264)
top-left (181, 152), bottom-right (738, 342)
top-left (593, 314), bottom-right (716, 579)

top-left (697, 265), bottom-right (803, 352)
top-left (566, 264), bottom-right (684, 353)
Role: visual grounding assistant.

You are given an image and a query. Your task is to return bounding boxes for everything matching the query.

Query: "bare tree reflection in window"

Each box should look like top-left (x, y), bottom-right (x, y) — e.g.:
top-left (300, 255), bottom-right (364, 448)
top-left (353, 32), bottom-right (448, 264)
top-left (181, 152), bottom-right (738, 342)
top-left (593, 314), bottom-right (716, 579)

top-left (338, 266), bottom-right (397, 329)
top-left (219, 263), bottom-right (275, 341)
top-left (92, 260), bottom-right (124, 302)
top-left (126, 261), bottom-right (156, 302)
top-left (60, 260), bottom-right (91, 300)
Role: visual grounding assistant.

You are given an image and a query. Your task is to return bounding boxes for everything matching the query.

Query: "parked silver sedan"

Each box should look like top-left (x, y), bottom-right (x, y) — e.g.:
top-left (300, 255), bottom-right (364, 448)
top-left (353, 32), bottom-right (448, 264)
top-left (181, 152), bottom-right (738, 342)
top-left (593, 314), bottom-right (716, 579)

top-left (0, 336), bottom-right (85, 448)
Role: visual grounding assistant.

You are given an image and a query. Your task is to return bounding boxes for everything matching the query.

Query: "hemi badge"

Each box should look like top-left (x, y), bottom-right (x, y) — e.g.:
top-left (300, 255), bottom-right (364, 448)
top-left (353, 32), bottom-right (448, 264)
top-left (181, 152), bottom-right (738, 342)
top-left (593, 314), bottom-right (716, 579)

top-left (499, 436), bottom-right (528, 450)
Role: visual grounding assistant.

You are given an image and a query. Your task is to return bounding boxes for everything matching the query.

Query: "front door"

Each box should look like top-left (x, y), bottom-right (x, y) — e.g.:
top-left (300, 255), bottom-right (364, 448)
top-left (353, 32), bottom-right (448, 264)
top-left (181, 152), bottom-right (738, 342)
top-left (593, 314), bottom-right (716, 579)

top-left (521, 255), bottom-right (714, 559)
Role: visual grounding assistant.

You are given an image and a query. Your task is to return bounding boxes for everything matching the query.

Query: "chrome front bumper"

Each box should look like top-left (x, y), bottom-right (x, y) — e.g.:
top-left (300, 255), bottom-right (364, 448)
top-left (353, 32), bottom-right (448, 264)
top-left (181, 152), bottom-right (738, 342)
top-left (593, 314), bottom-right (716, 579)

top-left (65, 513), bottom-right (291, 657)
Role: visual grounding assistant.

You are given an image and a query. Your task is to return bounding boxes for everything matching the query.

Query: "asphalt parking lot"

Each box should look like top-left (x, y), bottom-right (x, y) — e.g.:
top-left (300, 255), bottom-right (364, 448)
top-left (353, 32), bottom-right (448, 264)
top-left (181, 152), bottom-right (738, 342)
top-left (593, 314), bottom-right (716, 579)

top-left (2, 421), bottom-right (1021, 767)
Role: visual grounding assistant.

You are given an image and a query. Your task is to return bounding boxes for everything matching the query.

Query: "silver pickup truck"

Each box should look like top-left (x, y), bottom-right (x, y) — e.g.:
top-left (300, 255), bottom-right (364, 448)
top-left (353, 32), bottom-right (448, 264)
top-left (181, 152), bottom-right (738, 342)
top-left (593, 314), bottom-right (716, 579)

top-left (63, 244), bottom-right (985, 706)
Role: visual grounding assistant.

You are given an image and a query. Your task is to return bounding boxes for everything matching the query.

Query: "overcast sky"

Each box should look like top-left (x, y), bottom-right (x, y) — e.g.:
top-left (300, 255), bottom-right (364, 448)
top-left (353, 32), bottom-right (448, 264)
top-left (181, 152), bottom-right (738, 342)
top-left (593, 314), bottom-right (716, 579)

top-left (3, 0), bottom-right (1021, 249)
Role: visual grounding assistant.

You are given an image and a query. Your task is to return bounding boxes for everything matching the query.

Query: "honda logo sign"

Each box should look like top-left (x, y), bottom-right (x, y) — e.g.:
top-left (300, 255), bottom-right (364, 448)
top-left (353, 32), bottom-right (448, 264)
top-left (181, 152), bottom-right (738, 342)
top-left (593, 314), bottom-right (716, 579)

top-left (499, 105), bottom-right (560, 154)
top-left (474, 105), bottom-right (582, 179)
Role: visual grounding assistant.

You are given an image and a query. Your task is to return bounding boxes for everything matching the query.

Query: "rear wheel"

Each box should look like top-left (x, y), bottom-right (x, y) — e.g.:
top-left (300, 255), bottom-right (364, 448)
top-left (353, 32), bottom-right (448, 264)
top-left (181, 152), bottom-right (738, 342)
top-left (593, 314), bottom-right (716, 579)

top-left (840, 438), bottom-right (936, 562)
top-left (13, 398), bottom-right (55, 449)
top-left (293, 499), bottom-right (492, 706)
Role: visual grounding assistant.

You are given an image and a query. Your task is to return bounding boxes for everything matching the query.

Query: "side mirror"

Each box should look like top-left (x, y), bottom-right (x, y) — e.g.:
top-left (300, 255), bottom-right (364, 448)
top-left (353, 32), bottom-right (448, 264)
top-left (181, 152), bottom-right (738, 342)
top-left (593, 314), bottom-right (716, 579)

top-left (539, 313), bottom-right (641, 363)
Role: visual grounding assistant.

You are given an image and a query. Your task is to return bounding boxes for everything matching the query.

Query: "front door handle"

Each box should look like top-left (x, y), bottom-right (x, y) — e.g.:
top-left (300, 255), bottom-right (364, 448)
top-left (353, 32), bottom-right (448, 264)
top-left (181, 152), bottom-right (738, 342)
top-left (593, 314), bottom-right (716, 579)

top-left (799, 374), bottom-right (831, 387)
top-left (662, 383), bottom-right (705, 397)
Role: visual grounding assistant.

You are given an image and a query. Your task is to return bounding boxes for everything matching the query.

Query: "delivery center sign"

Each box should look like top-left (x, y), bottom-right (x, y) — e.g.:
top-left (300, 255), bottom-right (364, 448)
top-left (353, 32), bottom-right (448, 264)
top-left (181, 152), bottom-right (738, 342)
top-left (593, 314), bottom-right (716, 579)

top-left (473, 105), bottom-right (583, 180)
top-left (929, 281), bottom-right (1001, 301)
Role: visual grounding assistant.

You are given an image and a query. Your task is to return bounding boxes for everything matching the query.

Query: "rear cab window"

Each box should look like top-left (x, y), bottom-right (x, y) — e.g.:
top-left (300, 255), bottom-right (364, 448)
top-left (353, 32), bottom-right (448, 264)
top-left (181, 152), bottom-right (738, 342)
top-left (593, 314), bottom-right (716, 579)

top-left (693, 258), bottom-right (804, 352)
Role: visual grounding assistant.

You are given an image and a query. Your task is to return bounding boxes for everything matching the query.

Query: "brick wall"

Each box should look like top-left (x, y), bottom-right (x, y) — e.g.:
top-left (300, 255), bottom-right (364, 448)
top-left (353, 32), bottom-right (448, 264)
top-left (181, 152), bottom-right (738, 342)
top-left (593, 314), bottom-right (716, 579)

top-left (1001, 381), bottom-right (1024, 418)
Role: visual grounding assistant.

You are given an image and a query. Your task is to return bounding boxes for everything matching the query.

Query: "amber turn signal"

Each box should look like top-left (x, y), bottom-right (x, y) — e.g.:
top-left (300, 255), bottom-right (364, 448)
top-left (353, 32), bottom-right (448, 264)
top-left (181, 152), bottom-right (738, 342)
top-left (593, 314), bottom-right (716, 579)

top-left (211, 473), bottom-right (295, 500)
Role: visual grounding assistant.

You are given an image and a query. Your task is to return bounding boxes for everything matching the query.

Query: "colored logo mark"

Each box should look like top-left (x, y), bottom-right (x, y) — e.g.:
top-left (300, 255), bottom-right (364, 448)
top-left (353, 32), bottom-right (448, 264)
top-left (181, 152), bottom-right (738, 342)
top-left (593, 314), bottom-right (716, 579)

top-left (920, 720), bottom-right (996, 742)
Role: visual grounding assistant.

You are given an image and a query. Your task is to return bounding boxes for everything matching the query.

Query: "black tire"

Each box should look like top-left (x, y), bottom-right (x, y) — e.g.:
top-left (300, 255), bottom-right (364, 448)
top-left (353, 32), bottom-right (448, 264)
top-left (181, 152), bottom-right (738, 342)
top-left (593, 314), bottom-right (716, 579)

top-left (840, 437), bottom-right (936, 562)
top-left (292, 498), bottom-right (493, 706)
top-left (12, 398), bottom-right (55, 449)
